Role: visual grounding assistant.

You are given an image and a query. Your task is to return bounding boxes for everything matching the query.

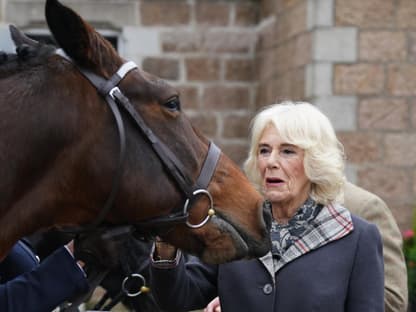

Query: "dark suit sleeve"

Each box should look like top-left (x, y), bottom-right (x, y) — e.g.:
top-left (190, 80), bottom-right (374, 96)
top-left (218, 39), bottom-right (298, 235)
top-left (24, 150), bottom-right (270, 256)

top-left (0, 241), bottom-right (39, 282)
top-left (150, 252), bottom-right (218, 311)
top-left (346, 221), bottom-right (385, 312)
top-left (0, 246), bottom-right (89, 312)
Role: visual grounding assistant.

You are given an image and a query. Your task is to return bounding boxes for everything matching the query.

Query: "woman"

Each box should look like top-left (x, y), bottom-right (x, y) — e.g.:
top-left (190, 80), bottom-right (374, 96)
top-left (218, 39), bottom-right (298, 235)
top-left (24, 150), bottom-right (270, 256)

top-left (205, 182), bottom-right (407, 312)
top-left (150, 101), bottom-right (384, 311)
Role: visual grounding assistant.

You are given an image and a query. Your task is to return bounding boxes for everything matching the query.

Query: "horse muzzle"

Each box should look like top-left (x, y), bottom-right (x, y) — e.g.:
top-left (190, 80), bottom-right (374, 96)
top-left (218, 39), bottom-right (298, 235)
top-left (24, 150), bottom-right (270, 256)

top-left (198, 203), bottom-right (272, 264)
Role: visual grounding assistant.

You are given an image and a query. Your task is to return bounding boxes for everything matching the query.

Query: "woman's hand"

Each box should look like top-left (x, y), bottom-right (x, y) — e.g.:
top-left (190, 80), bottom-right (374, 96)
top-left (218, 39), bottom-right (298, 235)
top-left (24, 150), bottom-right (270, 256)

top-left (204, 296), bottom-right (221, 312)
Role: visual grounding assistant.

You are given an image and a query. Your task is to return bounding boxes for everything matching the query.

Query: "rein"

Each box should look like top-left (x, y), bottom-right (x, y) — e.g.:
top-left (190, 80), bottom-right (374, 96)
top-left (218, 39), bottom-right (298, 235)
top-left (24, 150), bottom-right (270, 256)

top-left (55, 50), bottom-right (222, 311)
top-left (55, 49), bottom-right (221, 231)
top-left (92, 246), bottom-right (152, 311)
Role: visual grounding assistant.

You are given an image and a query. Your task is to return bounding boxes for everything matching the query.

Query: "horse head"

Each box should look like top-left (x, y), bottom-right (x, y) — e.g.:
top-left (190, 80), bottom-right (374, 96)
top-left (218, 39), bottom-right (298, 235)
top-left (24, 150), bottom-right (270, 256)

top-left (0, 0), bottom-right (271, 264)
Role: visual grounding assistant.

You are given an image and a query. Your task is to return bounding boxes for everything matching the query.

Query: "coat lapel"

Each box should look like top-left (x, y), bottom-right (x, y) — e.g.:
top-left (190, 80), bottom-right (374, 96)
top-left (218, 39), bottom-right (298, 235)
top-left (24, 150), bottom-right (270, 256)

top-left (259, 203), bottom-right (354, 276)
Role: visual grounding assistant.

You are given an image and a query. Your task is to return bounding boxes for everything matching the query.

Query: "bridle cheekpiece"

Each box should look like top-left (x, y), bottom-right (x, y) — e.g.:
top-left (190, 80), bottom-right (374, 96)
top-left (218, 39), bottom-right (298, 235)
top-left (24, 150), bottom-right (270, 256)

top-left (55, 49), bottom-right (221, 231)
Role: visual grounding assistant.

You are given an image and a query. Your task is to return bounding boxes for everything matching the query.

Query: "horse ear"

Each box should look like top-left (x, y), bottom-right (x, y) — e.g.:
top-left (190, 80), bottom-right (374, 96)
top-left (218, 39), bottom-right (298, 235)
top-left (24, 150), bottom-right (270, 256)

top-left (45, 0), bottom-right (119, 71)
top-left (9, 25), bottom-right (38, 47)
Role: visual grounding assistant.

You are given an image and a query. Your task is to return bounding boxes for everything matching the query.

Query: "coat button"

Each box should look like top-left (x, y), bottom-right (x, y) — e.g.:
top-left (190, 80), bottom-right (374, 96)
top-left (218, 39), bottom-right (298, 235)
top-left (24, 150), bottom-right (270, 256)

top-left (263, 283), bottom-right (273, 295)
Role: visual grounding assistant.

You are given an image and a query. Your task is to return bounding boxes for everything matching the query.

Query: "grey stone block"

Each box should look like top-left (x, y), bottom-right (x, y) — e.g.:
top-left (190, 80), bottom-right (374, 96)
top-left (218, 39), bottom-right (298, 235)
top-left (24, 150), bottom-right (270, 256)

top-left (307, 0), bottom-right (334, 29)
top-left (313, 96), bottom-right (357, 131)
top-left (305, 63), bottom-right (333, 97)
top-left (313, 28), bottom-right (357, 62)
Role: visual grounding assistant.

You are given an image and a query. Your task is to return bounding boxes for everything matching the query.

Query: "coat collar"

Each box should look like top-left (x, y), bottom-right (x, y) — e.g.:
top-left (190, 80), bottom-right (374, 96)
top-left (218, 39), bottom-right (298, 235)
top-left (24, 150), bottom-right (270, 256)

top-left (259, 203), bottom-right (354, 277)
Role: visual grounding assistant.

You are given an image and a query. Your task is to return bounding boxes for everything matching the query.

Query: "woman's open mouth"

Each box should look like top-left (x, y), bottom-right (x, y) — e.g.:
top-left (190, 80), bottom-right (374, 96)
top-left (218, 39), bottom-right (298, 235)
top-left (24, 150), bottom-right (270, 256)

top-left (266, 177), bottom-right (284, 187)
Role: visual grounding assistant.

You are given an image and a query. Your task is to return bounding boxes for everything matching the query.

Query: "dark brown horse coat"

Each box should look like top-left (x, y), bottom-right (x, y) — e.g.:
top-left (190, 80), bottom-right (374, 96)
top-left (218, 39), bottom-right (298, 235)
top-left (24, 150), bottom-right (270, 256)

top-left (0, 0), bottom-right (270, 264)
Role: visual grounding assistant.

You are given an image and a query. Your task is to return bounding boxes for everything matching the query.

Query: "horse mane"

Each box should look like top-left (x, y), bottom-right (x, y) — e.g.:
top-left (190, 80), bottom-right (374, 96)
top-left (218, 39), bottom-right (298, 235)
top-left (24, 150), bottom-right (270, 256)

top-left (0, 43), bottom-right (56, 76)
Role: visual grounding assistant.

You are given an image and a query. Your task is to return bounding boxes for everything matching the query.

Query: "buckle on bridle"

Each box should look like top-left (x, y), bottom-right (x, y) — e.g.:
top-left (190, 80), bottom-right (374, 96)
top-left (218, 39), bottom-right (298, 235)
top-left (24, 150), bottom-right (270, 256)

top-left (183, 189), bottom-right (216, 229)
top-left (109, 86), bottom-right (121, 100)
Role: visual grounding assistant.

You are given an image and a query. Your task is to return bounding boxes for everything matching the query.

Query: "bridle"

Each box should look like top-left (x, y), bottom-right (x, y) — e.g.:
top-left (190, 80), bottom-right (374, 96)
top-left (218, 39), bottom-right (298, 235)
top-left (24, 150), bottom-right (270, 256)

top-left (55, 49), bottom-right (221, 231)
top-left (55, 50), bottom-right (222, 311)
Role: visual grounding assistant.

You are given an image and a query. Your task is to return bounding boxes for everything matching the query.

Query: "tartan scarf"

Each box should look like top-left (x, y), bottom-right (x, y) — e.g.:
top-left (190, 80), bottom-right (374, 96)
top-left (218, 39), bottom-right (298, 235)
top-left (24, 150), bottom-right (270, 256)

top-left (262, 200), bottom-right (354, 273)
top-left (270, 197), bottom-right (322, 259)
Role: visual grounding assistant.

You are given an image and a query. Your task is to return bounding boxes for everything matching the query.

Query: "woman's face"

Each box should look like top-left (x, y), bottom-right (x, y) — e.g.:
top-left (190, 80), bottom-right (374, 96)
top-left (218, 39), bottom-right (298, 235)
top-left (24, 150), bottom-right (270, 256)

top-left (256, 124), bottom-right (311, 208)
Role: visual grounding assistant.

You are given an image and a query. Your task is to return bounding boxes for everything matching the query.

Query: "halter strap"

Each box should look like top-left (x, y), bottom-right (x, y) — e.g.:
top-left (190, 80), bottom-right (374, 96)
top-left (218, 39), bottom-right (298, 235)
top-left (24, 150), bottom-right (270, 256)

top-left (55, 49), bottom-right (221, 230)
top-left (195, 142), bottom-right (221, 189)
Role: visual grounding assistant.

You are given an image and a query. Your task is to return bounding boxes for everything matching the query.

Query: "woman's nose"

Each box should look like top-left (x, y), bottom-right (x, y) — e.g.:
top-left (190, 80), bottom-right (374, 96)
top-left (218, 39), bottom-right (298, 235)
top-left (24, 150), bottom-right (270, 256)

top-left (266, 151), bottom-right (280, 168)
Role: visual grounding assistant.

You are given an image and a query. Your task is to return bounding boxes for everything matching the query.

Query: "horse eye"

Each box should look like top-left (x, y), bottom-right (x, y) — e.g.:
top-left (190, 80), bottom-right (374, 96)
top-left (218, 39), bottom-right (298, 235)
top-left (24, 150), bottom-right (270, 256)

top-left (163, 97), bottom-right (181, 111)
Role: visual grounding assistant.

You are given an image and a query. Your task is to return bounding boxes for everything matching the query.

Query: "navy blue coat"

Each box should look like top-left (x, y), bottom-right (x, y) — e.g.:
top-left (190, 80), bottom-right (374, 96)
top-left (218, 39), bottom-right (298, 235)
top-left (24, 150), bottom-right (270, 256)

top-left (0, 241), bottom-right (89, 312)
top-left (150, 215), bottom-right (384, 312)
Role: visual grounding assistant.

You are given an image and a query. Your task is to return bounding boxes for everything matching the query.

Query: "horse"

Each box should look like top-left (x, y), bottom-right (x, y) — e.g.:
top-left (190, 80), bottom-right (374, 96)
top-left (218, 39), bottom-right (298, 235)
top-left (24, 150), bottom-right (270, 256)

top-left (0, 0), bottom-right (271, 266)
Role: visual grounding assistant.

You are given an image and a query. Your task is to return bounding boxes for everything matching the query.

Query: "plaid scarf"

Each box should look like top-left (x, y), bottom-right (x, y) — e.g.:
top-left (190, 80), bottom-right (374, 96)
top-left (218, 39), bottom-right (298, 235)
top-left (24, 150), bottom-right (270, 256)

top-left (270, 197), bottom-right (322, 259)
top-left (261, 200), bottom-right (354, 273)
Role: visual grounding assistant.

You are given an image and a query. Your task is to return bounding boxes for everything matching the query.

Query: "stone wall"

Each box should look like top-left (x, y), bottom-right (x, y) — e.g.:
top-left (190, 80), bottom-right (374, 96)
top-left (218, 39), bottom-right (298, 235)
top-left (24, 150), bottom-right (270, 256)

top-left (0, 0), bottom-right (415, 230)
top-left (256, 0), bottom-right (416, 230)
top-left (256, 0), bottom-right (311, 107)
top-left (334, 0), bottom-right (416, 229)
top-left (146, 0), bottom-right (259, 165)
top-left (0, 0), bottom-right (259, 166)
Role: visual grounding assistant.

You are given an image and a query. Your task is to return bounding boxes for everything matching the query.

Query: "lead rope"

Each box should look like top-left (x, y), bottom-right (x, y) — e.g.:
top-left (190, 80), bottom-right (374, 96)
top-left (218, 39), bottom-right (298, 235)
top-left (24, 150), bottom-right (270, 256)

top-left (62, 226), bottom-right (136, 311)
top-left (93, 238), bottom-right (151, 310)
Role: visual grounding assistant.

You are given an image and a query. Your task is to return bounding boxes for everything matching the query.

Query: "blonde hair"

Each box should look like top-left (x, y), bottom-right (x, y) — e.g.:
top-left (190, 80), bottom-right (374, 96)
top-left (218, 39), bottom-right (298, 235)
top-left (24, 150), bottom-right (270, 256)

top-left (244, 101), bottom-right (345, 205)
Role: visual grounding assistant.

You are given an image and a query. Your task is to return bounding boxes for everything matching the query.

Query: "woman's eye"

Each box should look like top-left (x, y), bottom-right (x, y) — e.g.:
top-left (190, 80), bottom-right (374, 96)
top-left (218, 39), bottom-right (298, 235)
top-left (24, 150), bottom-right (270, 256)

top-left (282, 148), bottom-right (295, 155)
top-left (258, 147), bottom-right (270, 155)
top-left (163, 97), bottom-right (181, 111)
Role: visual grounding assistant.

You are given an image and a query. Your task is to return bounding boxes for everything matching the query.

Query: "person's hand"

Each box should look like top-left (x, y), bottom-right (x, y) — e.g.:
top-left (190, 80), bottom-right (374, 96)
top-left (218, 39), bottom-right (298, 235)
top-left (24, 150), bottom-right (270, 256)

top-left (73, 228), bottom-right (129, 270)
top-left (204, 296), bottom-right (221, 312)
top-left (65, 240), bottom-right (85, 268)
